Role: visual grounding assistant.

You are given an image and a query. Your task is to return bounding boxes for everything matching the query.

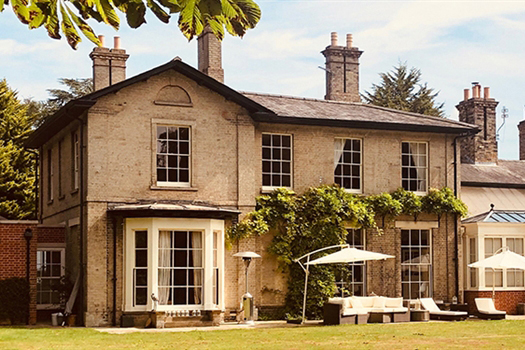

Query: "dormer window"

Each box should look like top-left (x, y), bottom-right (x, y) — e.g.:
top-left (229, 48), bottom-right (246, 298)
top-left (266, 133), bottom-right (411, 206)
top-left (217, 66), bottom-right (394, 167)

top-left (156, 126), bottom-right (191, 187)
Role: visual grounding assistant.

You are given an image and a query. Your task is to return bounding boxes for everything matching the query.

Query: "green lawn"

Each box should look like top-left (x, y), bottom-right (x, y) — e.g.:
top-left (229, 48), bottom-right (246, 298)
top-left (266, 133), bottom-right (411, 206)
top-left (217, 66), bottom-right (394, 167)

top-left (1, 321), bottom-right (525, 349)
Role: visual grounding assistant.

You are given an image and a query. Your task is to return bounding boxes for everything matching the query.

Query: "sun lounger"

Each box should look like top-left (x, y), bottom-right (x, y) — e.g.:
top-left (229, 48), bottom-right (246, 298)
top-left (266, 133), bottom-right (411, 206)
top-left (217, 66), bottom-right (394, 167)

top-left (419, 298), bottom-right (468, 321)
top-left (474, 298), bottom-right (506, 320)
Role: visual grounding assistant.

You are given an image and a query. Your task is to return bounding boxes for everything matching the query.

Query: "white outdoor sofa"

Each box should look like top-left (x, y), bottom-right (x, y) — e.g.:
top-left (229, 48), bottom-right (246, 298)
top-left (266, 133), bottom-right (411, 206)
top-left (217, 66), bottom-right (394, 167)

top-left (419, 298), bottom-right (468, 321)
top-left (324, 296), bottom-right (409, 325)
top-left (474, 298), bottom-right (506, 320)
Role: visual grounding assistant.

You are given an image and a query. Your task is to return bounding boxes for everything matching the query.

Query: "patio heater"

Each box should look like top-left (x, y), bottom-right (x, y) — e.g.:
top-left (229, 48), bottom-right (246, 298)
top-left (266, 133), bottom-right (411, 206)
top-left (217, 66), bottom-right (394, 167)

top-left (233, 251), bottom-right (261, 324)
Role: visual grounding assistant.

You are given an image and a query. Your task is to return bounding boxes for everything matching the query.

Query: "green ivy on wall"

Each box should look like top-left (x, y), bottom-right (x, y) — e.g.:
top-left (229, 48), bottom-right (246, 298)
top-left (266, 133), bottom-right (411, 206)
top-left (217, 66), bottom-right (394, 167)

top-left (227, 185), bottom-right (468, 319)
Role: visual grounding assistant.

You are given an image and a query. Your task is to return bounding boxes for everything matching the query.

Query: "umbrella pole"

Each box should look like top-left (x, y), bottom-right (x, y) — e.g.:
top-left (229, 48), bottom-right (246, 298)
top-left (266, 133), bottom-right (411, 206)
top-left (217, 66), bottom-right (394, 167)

top-left (301, 255), bottom-right (310, 324)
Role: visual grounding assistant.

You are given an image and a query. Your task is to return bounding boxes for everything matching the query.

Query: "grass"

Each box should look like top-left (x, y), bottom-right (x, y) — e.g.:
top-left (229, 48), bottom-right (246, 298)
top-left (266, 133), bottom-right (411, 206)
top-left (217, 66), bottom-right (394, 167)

top-left (1, 321), bottom-right (525, 349)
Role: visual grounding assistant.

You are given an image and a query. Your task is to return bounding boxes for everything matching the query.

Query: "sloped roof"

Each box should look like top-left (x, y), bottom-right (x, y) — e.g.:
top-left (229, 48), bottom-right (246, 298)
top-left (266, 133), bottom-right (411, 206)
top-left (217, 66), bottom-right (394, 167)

top-left (244, 92), bottom-right (479, 134)
top-left (461, 186), bottom-right (525, 216)
top-left (25, 58), bottom-right (479, 149)
top-left (25, 59), bottom-right (271, 149)
top-left (462, 161), bottom-right (525, 188)
top-left (463, 209), bottom-right (525, 223)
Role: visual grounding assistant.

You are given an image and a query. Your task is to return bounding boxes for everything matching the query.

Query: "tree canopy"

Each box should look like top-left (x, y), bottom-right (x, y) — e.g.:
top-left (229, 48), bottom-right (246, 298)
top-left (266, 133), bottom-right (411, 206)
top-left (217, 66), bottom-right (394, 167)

top-left (1, 0), bottom-right (261, 49)
top-left (0, 79), bottom-right (38, 220)
top-left (363, 63), bottom-right (445, 117)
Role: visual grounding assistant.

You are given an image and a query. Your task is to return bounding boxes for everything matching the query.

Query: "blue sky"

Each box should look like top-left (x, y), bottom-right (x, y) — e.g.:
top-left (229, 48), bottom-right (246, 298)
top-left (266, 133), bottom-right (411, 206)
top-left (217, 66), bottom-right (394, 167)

top-left (2, 0), bottom-right (525, 159)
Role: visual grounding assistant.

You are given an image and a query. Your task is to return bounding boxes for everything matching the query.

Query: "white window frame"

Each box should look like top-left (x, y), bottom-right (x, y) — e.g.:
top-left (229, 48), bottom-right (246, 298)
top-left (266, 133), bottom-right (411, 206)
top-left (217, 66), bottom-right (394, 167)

top-left (335, 228), bottom-right (366, 296)
top-left (36, 246), bottom-right (65, 309)
top-left (401, 141), bottom-right (428, 195)
top-left (261, 133), bottom-right (293, 191)
top-left (124, 218), bottom-right (224, 312)
top-left (155, 124), bottom-right (192, 188)
top-left (473, 236), bottom-right (525, 290)
top-left (334, 138), bottom-right (362, 194)
top-left (401, 228), bottom-right (432, 300)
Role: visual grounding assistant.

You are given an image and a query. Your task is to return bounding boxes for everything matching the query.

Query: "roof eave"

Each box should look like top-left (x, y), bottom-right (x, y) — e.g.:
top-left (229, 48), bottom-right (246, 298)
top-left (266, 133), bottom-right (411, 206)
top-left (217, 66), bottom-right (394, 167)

top-left (252, 112), bottom-right (479, 134)
top-left (25, 99), bottom-right (95, 149)
top-left (461, 181), bottom-right (525, 189)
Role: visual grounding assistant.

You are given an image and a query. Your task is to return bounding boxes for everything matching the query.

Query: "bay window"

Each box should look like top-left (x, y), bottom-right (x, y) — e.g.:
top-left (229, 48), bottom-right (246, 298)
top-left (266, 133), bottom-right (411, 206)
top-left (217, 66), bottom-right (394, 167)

top-left (125, 218), bottom-right (224, 312)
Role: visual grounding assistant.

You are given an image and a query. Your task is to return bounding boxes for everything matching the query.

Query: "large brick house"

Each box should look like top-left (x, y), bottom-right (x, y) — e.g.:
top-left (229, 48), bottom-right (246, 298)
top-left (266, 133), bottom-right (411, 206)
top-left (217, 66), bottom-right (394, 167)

top-left (25, 31), bottom-right (479, 327)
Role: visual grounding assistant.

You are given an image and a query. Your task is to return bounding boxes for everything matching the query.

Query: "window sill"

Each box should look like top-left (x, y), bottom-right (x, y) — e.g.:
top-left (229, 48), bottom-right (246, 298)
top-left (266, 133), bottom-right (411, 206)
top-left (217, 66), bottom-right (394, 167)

top-left (58, 195), bottom-right (65, 201)
top-left (47, 200), bottom-right (54, 205)
top-left (70, 189), bottom-right (79, 195)
top-left (260, 186), bottom-right (293, 194)
top-left (150, 185), bottom-right (198, 192)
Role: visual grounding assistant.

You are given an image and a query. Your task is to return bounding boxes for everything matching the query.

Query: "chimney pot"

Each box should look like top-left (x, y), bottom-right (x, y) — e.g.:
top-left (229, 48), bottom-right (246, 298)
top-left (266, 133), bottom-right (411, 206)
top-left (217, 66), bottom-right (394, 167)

top-left (98, 35), bottom-right (105, 47)
top-left (346, 34), bottom-right (353, 48)
top-left (114, 36), bottom-right (121, 50)
top-left (463, 89), bottom-right (470, 101)
top-left (331, 32), bottom-right (338, 46)
top-left (484, 87), bottom-right (490, 99)
top-left (472, 85), bottom-right (480, 98)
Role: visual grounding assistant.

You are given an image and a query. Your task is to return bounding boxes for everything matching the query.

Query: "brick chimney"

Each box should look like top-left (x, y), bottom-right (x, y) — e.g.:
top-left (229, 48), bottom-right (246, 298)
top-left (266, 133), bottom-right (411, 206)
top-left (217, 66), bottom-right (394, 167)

top-left (518, 120), bottom-right (525, 160)
top-left (197, 26), bottom-right (224, 83)
top-left (321, 32), bottom-right (363, 102)
top-left (456, 84), bottom-right (499, 164)
top-left (89, 36), bottom-right (129, 91)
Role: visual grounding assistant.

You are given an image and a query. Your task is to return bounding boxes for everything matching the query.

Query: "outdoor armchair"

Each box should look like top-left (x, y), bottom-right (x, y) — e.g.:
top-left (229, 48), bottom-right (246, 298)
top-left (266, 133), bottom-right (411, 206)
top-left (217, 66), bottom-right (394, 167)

top-left (474, 298), bottom-right (506, 320)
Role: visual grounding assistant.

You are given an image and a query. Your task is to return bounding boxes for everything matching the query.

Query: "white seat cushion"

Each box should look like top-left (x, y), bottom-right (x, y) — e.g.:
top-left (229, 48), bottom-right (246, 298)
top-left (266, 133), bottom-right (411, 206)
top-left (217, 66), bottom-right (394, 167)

top-left (430, 310), bottom-right (467, 316)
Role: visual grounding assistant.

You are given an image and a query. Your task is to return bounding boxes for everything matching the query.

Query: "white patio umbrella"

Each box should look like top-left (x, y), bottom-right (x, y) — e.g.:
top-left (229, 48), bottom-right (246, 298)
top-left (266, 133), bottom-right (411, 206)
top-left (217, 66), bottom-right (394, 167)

top-left (306, 247), bottom-right (395, 266)
top-left (294, 245), bottom-right (394, 323)
top-left (468, 247), bottom-right (525, 299)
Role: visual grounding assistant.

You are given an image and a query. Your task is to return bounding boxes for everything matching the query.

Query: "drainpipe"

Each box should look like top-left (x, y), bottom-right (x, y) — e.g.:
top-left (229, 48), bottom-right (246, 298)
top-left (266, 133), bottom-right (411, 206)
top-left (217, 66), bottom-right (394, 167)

top-left (38, 147), bottom-right (43, 222)
top-left (77, 117), bottom-right (86, 326)
top-left (453, 133), bottom-right (469, 301)
top-left (25, 149), bottom-right (39, 220)
top-left (112, 215), bottom-right (118, 326)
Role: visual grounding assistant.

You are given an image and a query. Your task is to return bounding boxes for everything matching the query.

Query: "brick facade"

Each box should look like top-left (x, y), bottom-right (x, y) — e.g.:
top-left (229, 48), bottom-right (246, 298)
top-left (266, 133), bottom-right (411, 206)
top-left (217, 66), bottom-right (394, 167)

top-left (464, 290), bottom-right (525, 315)
top-left (0, 221), bottom-right (65, 324)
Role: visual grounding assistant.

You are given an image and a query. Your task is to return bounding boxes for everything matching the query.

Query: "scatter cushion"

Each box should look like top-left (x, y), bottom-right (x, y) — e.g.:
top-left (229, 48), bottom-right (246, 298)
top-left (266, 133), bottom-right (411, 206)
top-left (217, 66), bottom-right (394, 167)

top-left (385, 297), bottom-right (403, 308)
top-left (373, 297), bottom-right (387, 309)
top-left (351, 297), bottom-right (364, 309)
top-left (356, 296), bottom-right (375, 308)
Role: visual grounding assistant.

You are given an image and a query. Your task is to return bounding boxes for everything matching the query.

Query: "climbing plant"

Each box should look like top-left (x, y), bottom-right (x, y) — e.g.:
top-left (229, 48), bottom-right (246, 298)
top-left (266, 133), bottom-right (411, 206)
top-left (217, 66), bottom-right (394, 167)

top-left (227, 184), bottom-right (468, 319)
top-left (392, 187), bottom-right (422, 221)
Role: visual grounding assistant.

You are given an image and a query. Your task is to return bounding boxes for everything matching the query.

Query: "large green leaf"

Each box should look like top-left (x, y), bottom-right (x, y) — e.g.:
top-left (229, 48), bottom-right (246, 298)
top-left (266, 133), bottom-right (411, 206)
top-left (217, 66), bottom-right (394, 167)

top-left (146, 0), bottom-right (169, 23)
top-left (157, 0), bottom-right (180, 13)
top-left (178, 0), bottom-right (203, 40)
top-left (28, 2), bottom-right (45, 28)
top-left (66, 3), bottom-right (101, 45)
top-left (94, 0), bottom-right (119, 29)
top-left (125, 0), bottom-right (146, 28)
top-left (60, 2), bottom-right (82, 49)
top-left (44, 0), bottom-right (60, 39)
top-left (11, 0), bottom-right (31, 24)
